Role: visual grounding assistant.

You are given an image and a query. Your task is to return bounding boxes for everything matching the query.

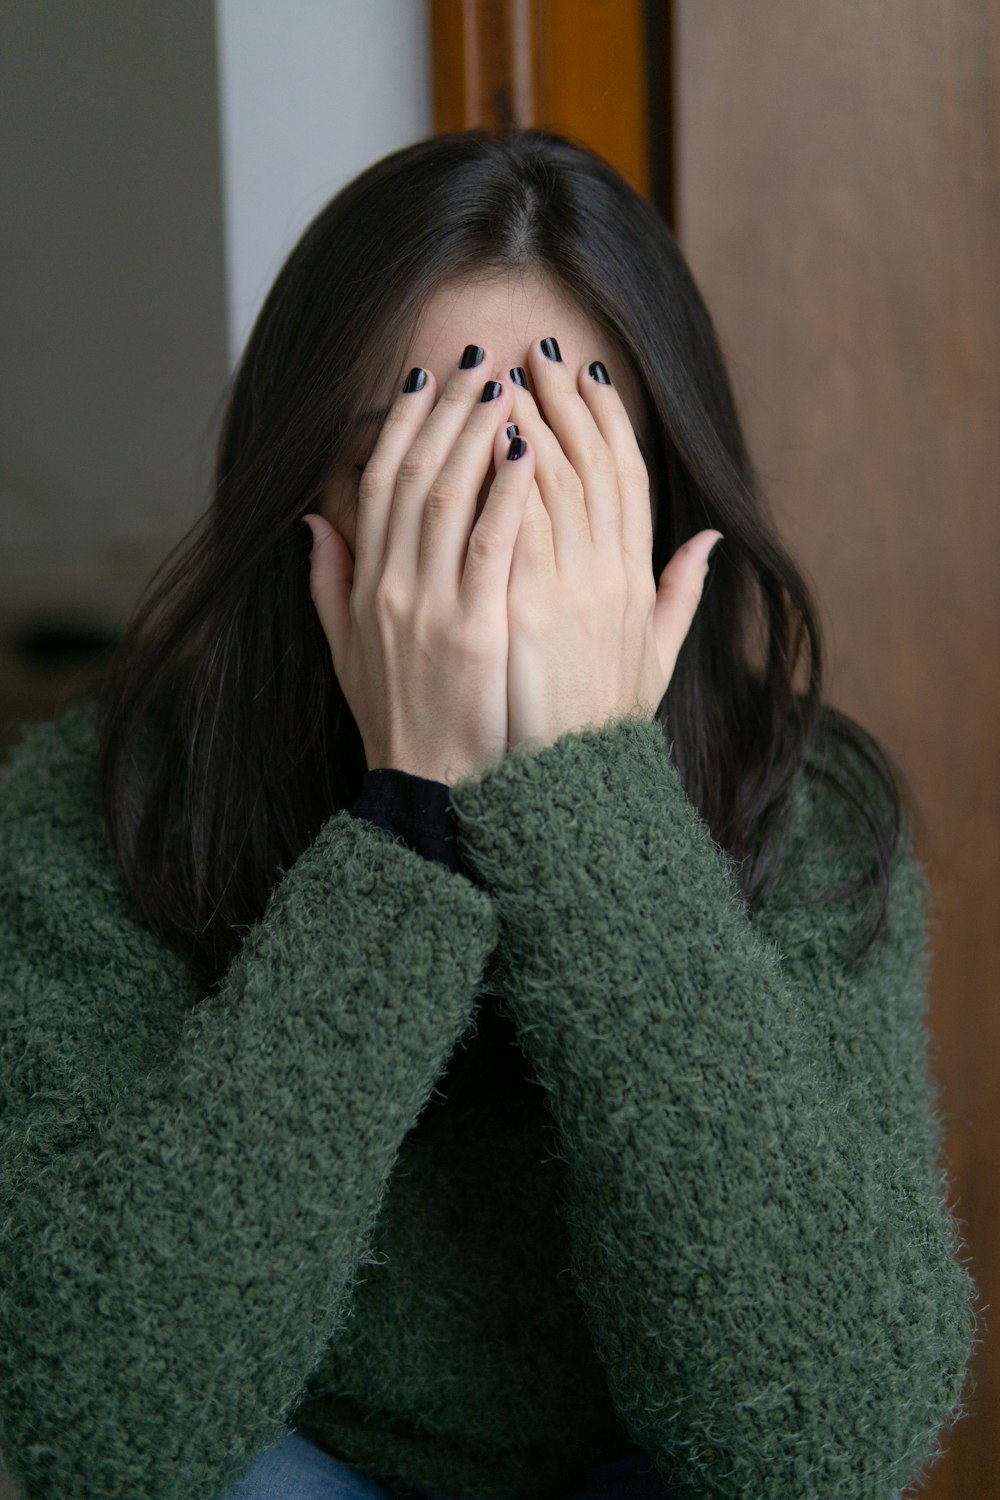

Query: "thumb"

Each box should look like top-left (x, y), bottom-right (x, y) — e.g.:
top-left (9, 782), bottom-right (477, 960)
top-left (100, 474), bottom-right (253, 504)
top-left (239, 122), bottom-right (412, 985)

top-left (651, 531), bottom-right (722, 670)
top-left (303, 513), bottom-right (353, 671)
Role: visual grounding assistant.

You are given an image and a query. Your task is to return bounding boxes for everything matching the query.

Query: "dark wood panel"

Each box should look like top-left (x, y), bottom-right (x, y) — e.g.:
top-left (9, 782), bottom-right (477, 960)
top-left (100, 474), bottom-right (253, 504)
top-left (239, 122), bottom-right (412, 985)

top-left (674, 4), bottom-right (999, 1495)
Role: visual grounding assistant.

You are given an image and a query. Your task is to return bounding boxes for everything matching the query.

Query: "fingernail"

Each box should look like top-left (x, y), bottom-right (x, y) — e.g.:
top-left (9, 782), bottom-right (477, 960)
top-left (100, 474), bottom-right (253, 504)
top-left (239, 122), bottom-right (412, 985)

top-left (481, 380), bottom-right (502, 402)
top-left (460, 344), bottom-right (485, 368)
top-left (707, 536), bottom-right (723, 563)
top-left (510, 366), bottom-right (528, 387)
top-left (506, 424), bottom-right (519, 439)
top-left (540, 337), bottom-right (561, 362)
top-left (507, 436), bottom-right (527, 460)
top-left (402, 366), bottom-right (426, 393)
top-left (588, 361), bottom-right (611, 385)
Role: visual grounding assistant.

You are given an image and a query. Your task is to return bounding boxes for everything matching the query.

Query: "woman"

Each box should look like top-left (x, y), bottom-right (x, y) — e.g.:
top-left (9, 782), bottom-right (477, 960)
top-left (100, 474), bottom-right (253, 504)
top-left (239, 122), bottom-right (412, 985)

top-left (0, 129), bottom-right (979, 1500)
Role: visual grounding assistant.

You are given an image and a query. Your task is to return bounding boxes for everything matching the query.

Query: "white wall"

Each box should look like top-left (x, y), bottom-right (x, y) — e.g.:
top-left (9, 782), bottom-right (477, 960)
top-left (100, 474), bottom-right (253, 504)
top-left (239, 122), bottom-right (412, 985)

top-left (0, 0), bottom-right (432, 634)
top-left (215, 0), bottom-right (433, 367)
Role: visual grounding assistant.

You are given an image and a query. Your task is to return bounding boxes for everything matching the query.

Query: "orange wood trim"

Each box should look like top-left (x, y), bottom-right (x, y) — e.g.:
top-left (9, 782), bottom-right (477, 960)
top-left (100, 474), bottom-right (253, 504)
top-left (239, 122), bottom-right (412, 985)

top-left (429, 0), bottom-right (546, 132)
top-left (429, 0), bottom-right (654, 202)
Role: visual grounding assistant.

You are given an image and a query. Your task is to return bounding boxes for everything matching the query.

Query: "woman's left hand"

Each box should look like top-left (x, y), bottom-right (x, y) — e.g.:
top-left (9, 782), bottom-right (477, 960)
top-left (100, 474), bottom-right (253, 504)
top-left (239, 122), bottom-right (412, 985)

top-left (504, 337), bottom-right (723, 754)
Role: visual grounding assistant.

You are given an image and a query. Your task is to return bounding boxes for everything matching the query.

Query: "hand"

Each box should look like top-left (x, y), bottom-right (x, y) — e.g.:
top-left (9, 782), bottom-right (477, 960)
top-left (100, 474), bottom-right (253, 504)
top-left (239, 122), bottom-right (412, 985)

top-left (504, 338), bottom-right (722, 753)
top-left (303, 348), bottom-right (536, 785)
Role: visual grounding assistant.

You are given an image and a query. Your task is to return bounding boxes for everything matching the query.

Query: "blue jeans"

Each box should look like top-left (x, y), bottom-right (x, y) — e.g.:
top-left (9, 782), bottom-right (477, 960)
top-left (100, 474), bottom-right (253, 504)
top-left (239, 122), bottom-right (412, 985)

top-left (217, 1429), bottom-right (671, 1498)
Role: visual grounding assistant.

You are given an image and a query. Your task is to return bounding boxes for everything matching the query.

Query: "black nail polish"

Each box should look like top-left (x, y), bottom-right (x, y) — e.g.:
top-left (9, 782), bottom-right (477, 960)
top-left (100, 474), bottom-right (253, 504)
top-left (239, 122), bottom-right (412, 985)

top-left (506, 423), bottom-right (519, 440)
top-left (510, 366), bottom-right (528, 388)
top-left (460, 344), bottom-right (485, 369)
top-left (402, 366), bottom-right (426, 393)
top-left (507, 436), bottom-right (527, 461)
top-left (707, 538), bottom-right (723, 564)
top-left (481, 380), bottom-right (502, 403)
top-left (588, 361), bottom-right (611, 385)
top-left (540, 337), bottom-right (561, 362)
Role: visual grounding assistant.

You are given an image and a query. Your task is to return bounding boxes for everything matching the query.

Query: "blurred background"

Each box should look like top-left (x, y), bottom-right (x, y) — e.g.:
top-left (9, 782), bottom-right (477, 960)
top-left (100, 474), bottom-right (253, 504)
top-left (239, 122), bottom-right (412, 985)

top-left (0, 2), bottom-right (997, 1495)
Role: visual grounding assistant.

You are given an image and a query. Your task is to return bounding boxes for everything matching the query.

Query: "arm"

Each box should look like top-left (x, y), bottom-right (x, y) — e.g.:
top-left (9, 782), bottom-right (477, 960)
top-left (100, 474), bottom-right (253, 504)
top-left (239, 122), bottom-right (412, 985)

top-left (0, 705), bottom-right (497, 1500)
top-left (448, 711), bottom-right (980, 1499)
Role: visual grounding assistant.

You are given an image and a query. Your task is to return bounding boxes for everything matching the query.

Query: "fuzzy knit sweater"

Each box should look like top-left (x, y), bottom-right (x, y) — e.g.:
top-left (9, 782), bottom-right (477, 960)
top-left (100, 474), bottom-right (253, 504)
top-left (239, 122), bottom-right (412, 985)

top-left (0, 698), bottom-right (978, 1500)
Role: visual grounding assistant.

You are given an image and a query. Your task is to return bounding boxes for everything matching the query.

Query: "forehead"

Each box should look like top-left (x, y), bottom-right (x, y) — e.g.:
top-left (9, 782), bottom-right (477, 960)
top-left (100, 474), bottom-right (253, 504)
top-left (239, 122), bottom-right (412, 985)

top-left (408, 271), bottom-right (603, 360)
top-left (400, 270), bottom-right (650, 440)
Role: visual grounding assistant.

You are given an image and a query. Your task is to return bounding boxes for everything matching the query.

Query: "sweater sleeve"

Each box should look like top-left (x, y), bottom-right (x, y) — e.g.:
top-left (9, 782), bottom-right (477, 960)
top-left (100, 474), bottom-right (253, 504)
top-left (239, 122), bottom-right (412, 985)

top-left (348, 768), bottom-right (459, 874)
top-left (447, 710), bottom-right (980, 1500)
top-left (0, 705), bottom-right (498, 1500)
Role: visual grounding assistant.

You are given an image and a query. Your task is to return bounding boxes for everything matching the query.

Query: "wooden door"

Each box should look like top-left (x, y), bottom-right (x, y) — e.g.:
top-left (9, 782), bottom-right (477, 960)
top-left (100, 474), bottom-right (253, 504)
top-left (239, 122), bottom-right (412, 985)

top-left (430, 3), bottom-right (998, 1495)
top-left (673, 8), bottom-right (997, 1495)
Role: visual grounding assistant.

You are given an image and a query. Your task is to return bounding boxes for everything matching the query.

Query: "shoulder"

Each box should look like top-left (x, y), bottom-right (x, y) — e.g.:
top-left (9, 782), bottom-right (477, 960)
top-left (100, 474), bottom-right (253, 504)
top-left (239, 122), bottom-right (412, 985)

top-left (0, 698), bottom-right (141, 935)
top-left (1, 697), bottom-right (201, 994)
top-left (1, 698), bottom-right (103, 853)
top-left (1, 693), bottom-right (101, 786)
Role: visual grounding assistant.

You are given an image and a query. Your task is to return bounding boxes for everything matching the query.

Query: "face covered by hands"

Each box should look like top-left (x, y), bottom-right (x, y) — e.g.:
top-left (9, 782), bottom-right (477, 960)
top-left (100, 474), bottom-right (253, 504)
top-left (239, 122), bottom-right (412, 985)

top-left (320, 270), bottom-right (721, 760)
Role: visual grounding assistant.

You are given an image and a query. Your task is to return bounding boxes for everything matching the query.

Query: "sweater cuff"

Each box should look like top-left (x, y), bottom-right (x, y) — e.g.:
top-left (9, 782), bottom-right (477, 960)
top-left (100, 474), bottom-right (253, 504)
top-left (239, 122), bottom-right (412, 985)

top-left (348, 769), bottom-right (460, 874)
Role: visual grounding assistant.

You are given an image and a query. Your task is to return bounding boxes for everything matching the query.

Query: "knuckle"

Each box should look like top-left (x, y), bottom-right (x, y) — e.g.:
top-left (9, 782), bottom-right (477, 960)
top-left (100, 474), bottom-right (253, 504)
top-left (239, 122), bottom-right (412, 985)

top-left (382, 401), bottom-right (413, 429)
top-left (620, 453), bottom-right (650, 489)
top-left (532, 503), bottom-right (556, 539)
top-left (566, 509), bottom-right (592, 549)
top-left (552, 463), bottom-right (585, 500)
top-left (465, 516), bottom-right (503, 563)
top-left (517, 508), bottom-right (552, 548)
top-left (424, 477), bottom-right (465, 514)
top-left (583, 443), bottom-right (617, 478)
top-left (357, 463), bottom-right (387, 500)
top-left (439, 381), bottom-right (476, 411)
top-left (397, 447), bottom-right (435, 486)
top-left (371, 576), bottom-right (407, 622)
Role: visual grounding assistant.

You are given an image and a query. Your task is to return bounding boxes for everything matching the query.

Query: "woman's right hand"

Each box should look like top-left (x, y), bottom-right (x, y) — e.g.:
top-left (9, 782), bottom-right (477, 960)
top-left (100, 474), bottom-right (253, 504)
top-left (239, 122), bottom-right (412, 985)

top-left (303, 347), bottom-right (535, 785)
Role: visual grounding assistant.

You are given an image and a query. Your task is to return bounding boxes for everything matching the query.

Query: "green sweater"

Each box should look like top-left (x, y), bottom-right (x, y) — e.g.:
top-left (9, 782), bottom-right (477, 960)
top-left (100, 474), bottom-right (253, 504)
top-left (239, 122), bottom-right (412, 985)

top-left (0, 699), bottom-right (977, 1499)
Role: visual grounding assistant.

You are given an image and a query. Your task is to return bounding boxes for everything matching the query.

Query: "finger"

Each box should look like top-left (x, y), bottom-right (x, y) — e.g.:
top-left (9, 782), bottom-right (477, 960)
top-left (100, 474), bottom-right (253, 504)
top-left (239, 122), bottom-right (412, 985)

top-left (525, 335), bottom-right (622, 551)
top-left (458, 430), bottom-right (537, 610)
top-left (491, 422), bottom-right (553, 579)
top-left (506, 380), bottom-right (589, 574)
top-left (383, 345), bottom-right (513, 582)
top-left (577, 359), bottom-right (653, 566)
top-left (303, 512), bottom-right (353, 678)
top-left (652, 531), bottom-right (723, 677)
top-left (486, 419), bottom-right (524, 504)
top-left (353, 365), bottom-right (437, 582)
top-left (492, 417), bottom-right (555, 596)
top-left (416, 374), bottom-right (516, 591)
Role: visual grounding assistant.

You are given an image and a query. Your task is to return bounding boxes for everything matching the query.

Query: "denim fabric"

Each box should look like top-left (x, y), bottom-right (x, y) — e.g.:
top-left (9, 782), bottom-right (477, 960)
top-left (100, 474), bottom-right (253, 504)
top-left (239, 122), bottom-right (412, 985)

top-left (216, 1429), bottom-right (671, 1499)
top-left (217, 1431), bottom-right (391, 1499)
top-left (217, 1430), bottom-right (907, 1499)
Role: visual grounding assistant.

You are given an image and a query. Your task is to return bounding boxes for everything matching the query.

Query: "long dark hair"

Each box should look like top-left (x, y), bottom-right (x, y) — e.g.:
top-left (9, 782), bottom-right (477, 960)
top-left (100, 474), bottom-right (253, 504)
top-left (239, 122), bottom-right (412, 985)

top-left (97, 127), bottom-right (918, 995)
